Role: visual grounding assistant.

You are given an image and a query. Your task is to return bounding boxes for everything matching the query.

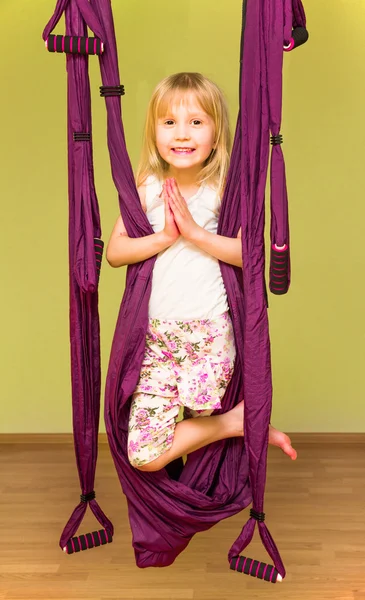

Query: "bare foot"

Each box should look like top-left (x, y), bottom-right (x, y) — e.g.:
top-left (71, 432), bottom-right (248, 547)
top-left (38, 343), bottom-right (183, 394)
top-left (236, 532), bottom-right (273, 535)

top-left (269, 425), bottom-right (297, 460)
top-left (229, 400), bottom-right (298, 460)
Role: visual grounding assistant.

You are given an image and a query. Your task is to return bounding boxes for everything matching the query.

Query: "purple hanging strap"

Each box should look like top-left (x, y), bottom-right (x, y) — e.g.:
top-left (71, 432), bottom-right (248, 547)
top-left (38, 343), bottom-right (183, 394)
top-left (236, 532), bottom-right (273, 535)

top-left (269, 0), bottom-right (308, 295)
top-left (227, 0), bottom-right (307, 578)
top-left (43, 0), bottom-right (113, 551)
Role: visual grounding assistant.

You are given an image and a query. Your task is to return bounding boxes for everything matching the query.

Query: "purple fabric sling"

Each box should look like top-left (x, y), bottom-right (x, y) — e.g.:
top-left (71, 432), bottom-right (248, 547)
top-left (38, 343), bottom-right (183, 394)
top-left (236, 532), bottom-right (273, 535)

top-left (43, 0), bottom-right (307, 580)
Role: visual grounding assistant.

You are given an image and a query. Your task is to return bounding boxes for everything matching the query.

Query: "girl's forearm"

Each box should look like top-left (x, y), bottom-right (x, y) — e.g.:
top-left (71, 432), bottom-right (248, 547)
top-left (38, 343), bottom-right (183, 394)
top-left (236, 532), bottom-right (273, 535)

top-left (189, 227), bottom-right (243, 268)
top-left (106, 231), bottom-right (172, 268)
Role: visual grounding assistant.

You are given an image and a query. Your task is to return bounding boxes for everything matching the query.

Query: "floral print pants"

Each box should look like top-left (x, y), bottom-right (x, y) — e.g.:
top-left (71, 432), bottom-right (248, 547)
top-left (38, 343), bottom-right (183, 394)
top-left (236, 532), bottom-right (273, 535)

top-left (128, 310), bottom-right (236, 468)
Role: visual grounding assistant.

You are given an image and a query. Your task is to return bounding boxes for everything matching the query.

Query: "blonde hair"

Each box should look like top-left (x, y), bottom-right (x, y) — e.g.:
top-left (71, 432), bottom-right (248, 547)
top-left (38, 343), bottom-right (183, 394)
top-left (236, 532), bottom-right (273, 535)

top-left (135, 72), bottom-right (231, 199)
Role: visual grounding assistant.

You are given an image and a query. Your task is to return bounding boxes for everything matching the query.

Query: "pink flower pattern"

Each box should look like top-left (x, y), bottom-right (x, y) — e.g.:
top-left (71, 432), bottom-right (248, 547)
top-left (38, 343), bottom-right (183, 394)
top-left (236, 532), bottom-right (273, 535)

top-left (127, 311), bottom-right (236, 467)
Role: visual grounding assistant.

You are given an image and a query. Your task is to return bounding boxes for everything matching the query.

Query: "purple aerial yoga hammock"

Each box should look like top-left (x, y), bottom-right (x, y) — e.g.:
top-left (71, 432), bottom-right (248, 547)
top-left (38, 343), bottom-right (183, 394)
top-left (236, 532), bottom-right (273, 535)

top-left (43, 0), bottom-right (307, 583)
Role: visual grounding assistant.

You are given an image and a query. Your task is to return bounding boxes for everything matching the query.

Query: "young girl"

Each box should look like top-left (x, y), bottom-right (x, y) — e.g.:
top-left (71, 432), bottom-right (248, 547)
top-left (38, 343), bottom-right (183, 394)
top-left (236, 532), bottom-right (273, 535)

top-left (106, 72), bottom-right (297, 472)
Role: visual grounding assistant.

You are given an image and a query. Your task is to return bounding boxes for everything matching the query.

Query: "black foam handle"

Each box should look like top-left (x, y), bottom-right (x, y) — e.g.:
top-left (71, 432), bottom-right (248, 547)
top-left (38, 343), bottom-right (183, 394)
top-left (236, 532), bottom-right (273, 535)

top-left (94, 238), bottom-right (104, 282)
top-left (45, 34), bottom-right (104, 55)
top-left (63, 528), bottom-right (112, 554)
top-left (284, 27), bottom-right (309, 51)
top-left (269, 244), bottom-right (289, 295)
top-left (230, 556), bottom-right (282, 583)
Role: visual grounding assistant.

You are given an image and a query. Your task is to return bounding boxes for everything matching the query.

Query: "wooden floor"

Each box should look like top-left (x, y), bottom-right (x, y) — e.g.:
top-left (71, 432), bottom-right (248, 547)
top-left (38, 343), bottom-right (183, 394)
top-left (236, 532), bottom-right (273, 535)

top-left (1, 434), bottom-right (365, 600)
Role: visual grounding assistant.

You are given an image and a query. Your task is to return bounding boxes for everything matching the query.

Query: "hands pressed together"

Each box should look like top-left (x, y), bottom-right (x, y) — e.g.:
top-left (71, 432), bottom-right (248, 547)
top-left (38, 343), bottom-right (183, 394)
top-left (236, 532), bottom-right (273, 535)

top-left (161, 178), bottom-right (202, 244)
top-left (158, 177), bottom-right (243, 269)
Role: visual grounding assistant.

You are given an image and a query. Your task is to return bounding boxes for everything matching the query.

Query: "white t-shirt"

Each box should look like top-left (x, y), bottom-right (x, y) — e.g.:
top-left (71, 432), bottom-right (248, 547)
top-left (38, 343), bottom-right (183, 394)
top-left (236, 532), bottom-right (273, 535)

top-left (144, 175), bottom-right (229, 320)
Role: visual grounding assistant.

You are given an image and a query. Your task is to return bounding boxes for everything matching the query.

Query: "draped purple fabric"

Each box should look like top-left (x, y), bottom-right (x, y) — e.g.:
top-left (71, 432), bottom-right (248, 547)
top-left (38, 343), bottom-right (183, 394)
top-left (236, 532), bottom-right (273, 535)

top-left (43, 0), bottom-right (114, 550)
top-left (43, 0), bottom-right (306, 578)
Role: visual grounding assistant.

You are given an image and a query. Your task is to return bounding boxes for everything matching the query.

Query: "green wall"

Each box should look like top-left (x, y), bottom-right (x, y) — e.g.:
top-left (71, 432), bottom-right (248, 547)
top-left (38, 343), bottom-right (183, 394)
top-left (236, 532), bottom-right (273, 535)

top-left (1, 1), bottom-right (364, 433)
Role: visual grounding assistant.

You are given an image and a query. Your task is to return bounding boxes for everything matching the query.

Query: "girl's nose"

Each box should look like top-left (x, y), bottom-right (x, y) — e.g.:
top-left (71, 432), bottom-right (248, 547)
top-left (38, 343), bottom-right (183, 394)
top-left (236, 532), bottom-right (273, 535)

top-left (174, 123), bottom-right (189, 140)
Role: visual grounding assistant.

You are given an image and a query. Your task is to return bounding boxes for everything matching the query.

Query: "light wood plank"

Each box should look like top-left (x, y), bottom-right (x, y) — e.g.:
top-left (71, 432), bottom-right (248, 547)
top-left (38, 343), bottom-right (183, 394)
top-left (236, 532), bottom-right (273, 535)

top-left (0, 438), bottom-right (364, 599)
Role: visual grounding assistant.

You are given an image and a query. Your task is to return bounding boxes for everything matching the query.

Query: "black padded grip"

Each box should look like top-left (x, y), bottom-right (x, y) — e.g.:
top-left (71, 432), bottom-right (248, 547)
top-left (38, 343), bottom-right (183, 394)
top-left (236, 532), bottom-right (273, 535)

top-left (46, 34), bottom-right (104, 55)
top-left (284, 27), bottom-right (309, 52)
top-left (94, 238), bottom-right (104, 282)
top-left (63, 528), bottom-right (112, 554)
top-left (230, 555), bottom-right (282, 583)
top-left (269, 244), bottom-right (289, 295)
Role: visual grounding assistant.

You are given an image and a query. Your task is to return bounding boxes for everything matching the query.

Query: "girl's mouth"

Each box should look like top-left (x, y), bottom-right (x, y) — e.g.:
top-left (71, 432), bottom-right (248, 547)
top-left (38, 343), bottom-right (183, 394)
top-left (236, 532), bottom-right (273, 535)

top-left (172, 148), bottom-right (195, 154)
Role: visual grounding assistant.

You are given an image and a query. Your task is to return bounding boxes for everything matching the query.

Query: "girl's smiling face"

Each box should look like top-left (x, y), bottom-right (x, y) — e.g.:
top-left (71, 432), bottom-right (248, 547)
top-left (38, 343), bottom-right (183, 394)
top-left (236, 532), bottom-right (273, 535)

top-left (155, 91), bottom-right (216, 173)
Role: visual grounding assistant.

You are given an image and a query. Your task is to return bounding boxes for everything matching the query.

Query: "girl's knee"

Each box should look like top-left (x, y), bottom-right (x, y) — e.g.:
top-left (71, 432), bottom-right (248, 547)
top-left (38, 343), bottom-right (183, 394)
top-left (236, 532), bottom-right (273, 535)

top-left (128, 439), bottom-right (168, 471)
top-left (129, 453), bottom-right (165, 472)
top-left (128, 448), bottom-right (147, 470)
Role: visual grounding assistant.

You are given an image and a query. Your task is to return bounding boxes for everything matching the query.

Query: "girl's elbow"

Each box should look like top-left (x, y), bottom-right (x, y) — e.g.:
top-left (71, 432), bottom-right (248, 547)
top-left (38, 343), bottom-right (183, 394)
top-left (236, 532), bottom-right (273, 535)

top-left (106, 252), bottom-right (123, 268)
top-left (105, 248), bottom-right (115, 267)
